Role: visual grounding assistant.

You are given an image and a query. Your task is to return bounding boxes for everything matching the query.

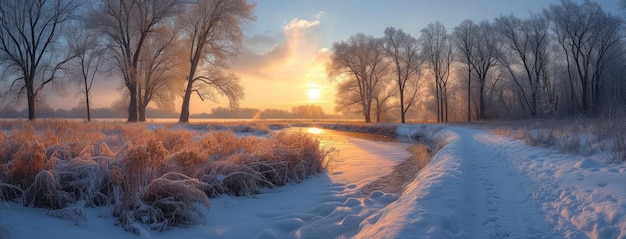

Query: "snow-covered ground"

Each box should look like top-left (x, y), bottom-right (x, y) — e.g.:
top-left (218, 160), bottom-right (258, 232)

top-left (2, 124), bottom-right (626, 238)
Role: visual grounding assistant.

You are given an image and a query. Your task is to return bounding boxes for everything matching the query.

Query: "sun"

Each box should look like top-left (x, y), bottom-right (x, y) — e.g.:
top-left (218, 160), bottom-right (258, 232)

top-left (306, 87), bottom-right (321, 100)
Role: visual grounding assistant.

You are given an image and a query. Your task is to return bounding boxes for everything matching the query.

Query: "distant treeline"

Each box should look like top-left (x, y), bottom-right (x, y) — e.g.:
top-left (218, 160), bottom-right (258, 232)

top-left (0, 105), bottom-right (351, 120)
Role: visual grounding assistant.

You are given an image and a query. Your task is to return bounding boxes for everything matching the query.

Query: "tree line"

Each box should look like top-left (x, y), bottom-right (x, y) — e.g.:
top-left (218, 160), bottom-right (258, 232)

top-left (0, 104), bottom-right (333, 120)
top-left (328, 0), bottom-right (625, 123)
top-left (0, 0), bottom-right (254, 122)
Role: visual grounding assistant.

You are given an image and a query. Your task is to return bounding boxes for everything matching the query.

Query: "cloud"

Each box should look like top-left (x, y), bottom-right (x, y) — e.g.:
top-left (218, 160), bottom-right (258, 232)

top-left (283, 18), bottom-right (320, 31)
top-left (231, 14), bottom-right (328, 83)
top-left (315, 11), bottom-right (325, 20)
top-left (227, 13), bottom-right (334, 111)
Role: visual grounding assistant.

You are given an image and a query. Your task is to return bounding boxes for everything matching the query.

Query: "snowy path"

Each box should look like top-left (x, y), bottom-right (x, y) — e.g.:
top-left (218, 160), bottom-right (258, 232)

top-left (357, 126), bottom-right (626, 238)
top-left (457, 127), bottom-right (559, 238)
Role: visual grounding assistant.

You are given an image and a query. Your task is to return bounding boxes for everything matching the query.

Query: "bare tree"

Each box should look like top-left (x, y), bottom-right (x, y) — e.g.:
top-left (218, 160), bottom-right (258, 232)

top-left (453, 20), bottom-right (476, 122)
top-left (328, 34), bottom-right (390, 123)
top-left (372, 81), bottom-right (397, 123)
top-left (496, 14), bottom-right (551, 117)
top-left (67, 23), bottom-right (106, 121)
top-left (383, 27), bottom-right (423, 123)
top-left (90, 0), bottom-right (180, 122)
top-left (177, 0), bottom-right (254, 123)
top-left (547, 0), bottom-right (623, 116)
top-left (469, 21), bottom-right (500, 120)
top-left (137, 26), bottom-right (182, 121)
top-left (420, 22), bottom-right (454, 123)
top-left (334, 78), bottom-right (363, 116)
top-left (0, 0), bottom-right (79, 120)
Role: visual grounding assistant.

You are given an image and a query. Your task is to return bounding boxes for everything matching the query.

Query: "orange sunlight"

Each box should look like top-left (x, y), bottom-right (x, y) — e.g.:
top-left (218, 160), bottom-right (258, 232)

top-left (306, 82), bottom-right (322, 101)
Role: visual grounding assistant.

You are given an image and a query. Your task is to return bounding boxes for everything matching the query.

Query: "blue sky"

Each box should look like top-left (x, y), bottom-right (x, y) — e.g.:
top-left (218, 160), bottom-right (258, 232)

top-left (246, 0), bottom-right (619, 47)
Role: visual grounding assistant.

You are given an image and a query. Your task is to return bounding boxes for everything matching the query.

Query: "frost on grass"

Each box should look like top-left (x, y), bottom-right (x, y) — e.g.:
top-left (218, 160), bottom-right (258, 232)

top-left (488, 119), bottom-right (626, 162)
top-left (0, 120), bottom-right (330, 234)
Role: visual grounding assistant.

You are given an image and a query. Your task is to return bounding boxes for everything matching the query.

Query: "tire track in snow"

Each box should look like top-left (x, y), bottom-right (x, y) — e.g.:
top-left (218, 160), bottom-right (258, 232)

top-left (456, 128), bottom-right (557, 239)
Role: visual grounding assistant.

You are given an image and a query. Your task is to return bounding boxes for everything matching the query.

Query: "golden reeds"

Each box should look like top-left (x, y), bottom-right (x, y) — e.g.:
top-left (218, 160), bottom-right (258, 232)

top-left (0, 120), bottom-right (331, 233)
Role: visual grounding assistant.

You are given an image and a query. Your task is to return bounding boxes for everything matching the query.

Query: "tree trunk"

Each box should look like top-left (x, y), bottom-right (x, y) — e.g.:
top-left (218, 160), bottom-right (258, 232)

top-left (467, 67), bottom-right (471, 122)
top-left (138, 88), bottom-right (146, 122)
top-left (138, 106), bottom-right (146, 122)
top-left (127, 84), bottom-right (138, 122)
top-left (479, 79), bottom-right (485, 120)
top-left (27, 86), bottom-right (36, 121)
top-left (376, 99), bottom-right (382, 123)
top-left (363, 110), bottom-right (371, 123)
top-left (581, 79), bottom-right (588, 115)
top-left (399, 90), bottom-right (406, 123)
top-left (363, 102), bottom-right (371, 123)
top-left (179, 82), bottom-right (193, 123)
top-left (435, 81), bottom-right (441, 123)
top-left (441, 86), bottom-right (448, 123)
top-left (86, 93), bottom-right (91, 121)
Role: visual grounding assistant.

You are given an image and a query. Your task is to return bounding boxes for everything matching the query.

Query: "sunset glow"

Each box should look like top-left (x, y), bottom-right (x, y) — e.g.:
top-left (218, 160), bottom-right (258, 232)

top-left (305, 81), bottom-right (324, 102)
top-left (306, 88), bottom-right (321, 101)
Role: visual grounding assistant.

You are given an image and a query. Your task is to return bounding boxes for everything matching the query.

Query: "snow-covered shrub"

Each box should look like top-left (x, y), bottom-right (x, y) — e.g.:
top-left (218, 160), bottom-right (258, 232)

top-left (198, 169), bottom-right (227, 197)
top-left (114, 141), bottom-right (147, 221)
top-left (53, 158), bottom-right (109, 207)
top-left (210, 158), bottom-right (267, 196)
top-left (268, 131), bottom-right (328, 182)
top-left (139, 172), bottom-right (209, 231)
top-left (24, 170), bottom-right (63, 209)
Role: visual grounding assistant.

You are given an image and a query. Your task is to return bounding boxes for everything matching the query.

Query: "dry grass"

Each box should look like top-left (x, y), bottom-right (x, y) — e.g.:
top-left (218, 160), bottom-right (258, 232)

top-left (487, 119), bottom-right (625, 162)
top-left (0, 120), bottom-right (331, 233)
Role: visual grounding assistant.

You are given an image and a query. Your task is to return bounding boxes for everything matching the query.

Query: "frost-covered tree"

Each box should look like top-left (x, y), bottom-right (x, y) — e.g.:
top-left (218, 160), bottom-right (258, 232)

top-left (0, 0), bottom-right (79, 120)
top-left (177, 0), bottom-right (254, 123)
top-left (453, 20), bottom-right (477, 122)
top-left (496, 14), bottom-right (551, 117)
top-left (420, 22), bottom-right (454, 123)
top-left (90, 0), bottom-right (180, 122)
top-left (547, 0), bottom-right (623, 116)
top-left (455, 21), bottom-right (501, 120)
top-left (328, 34), bottom-right (390, 123)
top-left (383, 27), bottom-right (423, 123)
top-left (137, 26), bottom-right (182, 121)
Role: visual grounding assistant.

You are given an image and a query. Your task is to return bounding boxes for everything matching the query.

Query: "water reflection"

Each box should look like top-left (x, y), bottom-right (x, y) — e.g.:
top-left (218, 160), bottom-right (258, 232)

top-left (306, 127), bottom-right (324, 135)
top-left (289, 126), bottom-right (430, 196)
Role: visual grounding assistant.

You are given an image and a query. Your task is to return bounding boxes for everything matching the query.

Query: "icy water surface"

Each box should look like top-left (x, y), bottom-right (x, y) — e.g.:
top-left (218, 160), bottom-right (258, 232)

top-left (286, 127), bottom-right (430, 196)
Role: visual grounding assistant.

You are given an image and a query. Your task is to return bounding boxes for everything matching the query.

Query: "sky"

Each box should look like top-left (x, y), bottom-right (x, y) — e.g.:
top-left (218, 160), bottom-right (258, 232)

top-left (42, 0), bottom-right (620, 115)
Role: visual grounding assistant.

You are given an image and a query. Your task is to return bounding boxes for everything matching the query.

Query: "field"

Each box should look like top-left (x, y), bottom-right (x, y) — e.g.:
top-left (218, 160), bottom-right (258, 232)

top-left (1, 119), bottom-right (625, 238)
top-left (0, 120), bottom-right (331, 234)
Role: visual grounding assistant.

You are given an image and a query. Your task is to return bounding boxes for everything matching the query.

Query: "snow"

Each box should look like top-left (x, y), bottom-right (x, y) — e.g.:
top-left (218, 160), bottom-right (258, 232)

top-left (3, 124), bottom-right (626, 239)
